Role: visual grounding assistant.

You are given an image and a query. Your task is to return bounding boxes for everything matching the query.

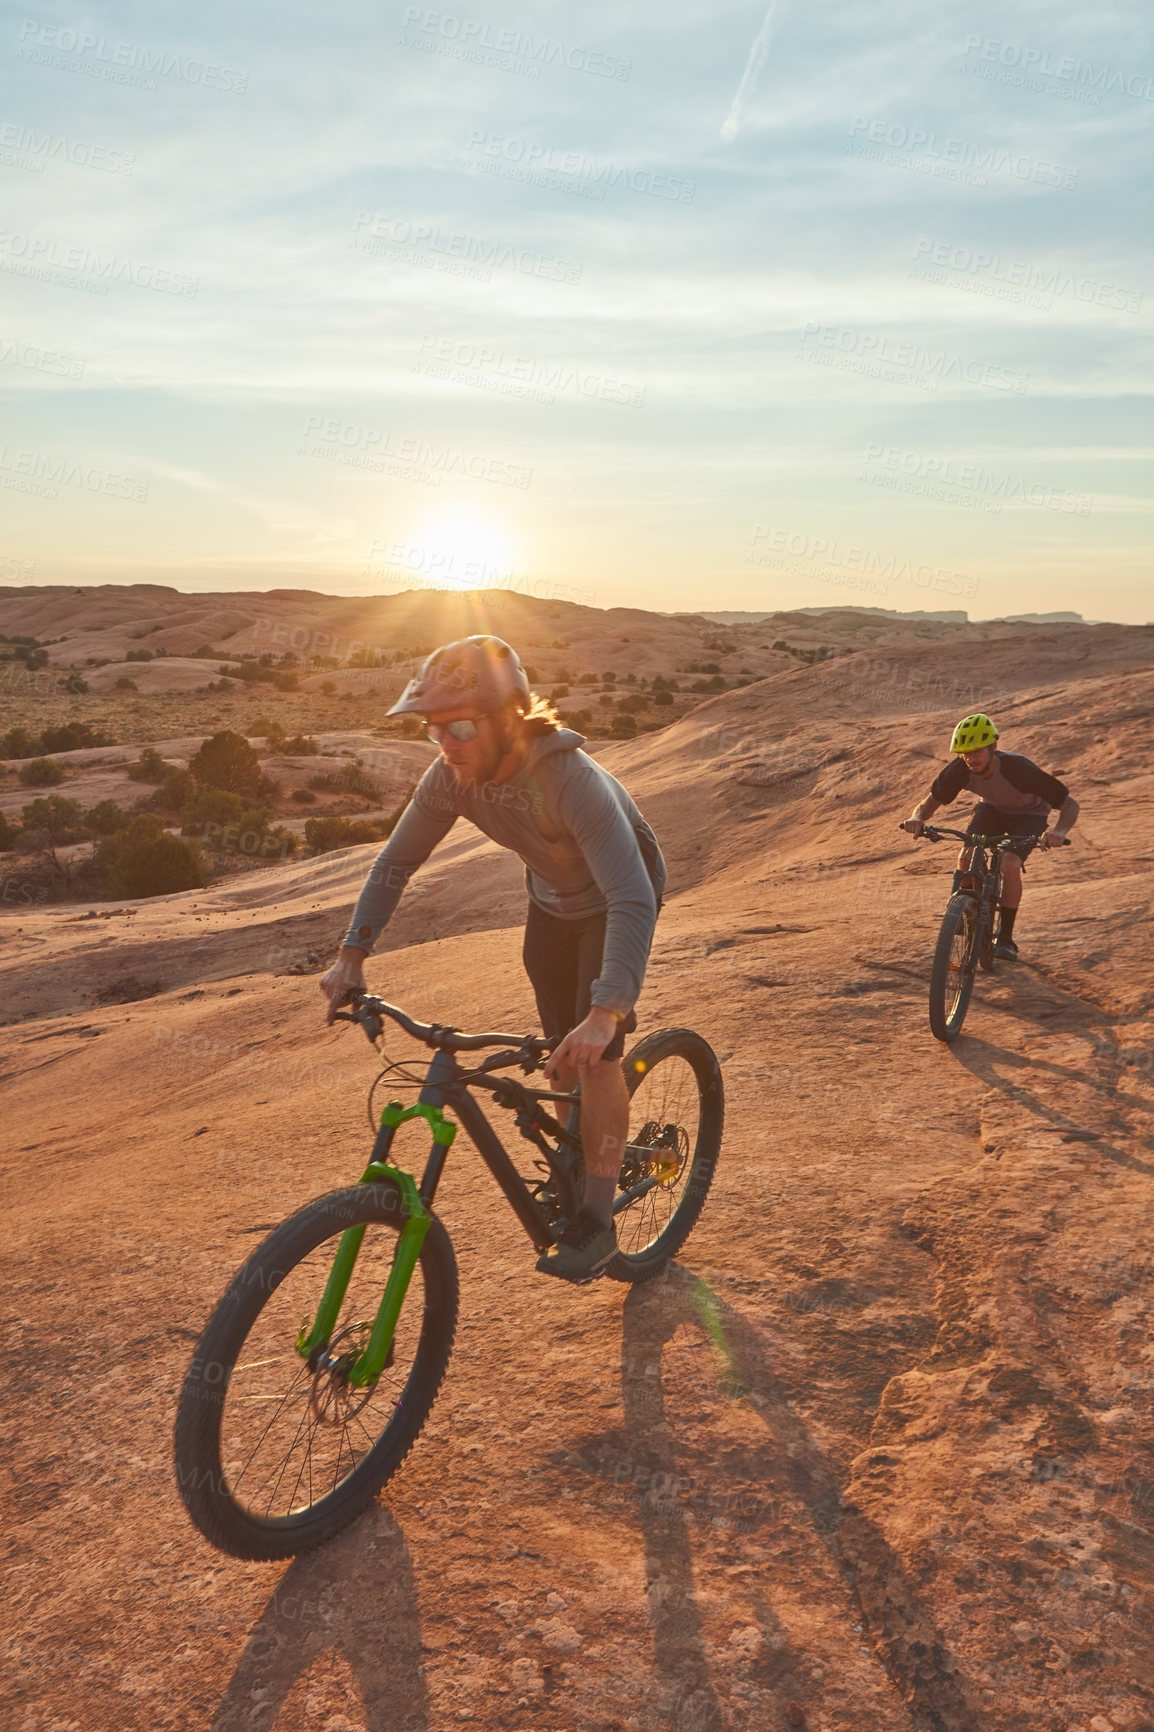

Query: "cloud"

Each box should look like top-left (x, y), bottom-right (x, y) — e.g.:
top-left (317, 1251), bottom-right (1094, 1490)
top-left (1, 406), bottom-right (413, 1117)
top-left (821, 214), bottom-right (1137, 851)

top-left (721, 0), bottom-right (782, 143)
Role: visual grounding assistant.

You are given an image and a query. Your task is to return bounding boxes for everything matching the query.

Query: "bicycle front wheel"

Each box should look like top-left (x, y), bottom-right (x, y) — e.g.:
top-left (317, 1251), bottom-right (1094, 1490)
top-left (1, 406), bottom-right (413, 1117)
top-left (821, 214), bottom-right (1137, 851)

top-left (929, 894), bottom-right (978, 1043)
top-left (605, 1028), bottom-right (724, 1283)
top-left (174, 1181), bottom-right (458, 1561)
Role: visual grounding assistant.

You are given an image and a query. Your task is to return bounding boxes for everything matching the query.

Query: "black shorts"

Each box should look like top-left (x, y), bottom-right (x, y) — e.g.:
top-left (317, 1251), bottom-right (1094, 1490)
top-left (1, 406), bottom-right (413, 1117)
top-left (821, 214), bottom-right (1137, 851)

top-left (964, 803), bottom-right (1047, 865)
top-left (522, 900), bottom-right (638, 1061)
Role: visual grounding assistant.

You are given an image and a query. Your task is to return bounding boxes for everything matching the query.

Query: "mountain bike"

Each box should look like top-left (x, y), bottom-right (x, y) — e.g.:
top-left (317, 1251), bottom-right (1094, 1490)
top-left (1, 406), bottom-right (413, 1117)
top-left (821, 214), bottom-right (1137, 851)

top-left (910, 824), bottom-right (1068, 1043)
top-left (174, 992), bottom-right (724, 1561)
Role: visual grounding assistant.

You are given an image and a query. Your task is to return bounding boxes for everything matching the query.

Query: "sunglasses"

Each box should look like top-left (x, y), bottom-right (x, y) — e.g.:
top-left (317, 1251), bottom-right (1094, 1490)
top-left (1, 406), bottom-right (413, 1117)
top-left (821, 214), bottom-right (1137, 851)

top-left (425, 718), bottom-right (481, 744)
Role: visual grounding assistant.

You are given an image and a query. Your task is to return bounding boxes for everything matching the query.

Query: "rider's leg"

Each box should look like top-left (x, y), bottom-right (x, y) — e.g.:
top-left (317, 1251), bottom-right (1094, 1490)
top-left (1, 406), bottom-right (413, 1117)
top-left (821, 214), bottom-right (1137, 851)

top-left (997, 851), bottom-right (1023, 944)
top-left (575, 1057), bottom-right (630, 1227)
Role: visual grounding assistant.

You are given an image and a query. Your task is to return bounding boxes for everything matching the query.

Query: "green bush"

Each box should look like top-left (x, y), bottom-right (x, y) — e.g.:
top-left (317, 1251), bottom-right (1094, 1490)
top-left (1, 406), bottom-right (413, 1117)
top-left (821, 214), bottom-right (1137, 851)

top-left (307, 762), bottom-right (380, 800)
top-left (652, 690), bottom-right (674, 706)
top-left (85, 799), bottom-right (133, 836)
top-left (292, 788), bottom-right (317, 804)
top-left (97, 814), bottom-right (205, 899)
top-left (0, 811), bottom-right (14, 851)
top-left (1, 725), bottom-right (35, 758)
top-left (190, 730), bottom-right (268, 797)
top-left (20, 794), bottom-right (85, 843)
top-left (610, 714), bottom-right (638, 738)
top-left (148, 769), bottom-right (196, 812)
top-left (114, 676), bottom-right (138, 691)
top-left (126, 747), bottom-right (168, 782)
top-left (19, 757), bottom-right (66, 787)
top-left (304, 816), bottom-right (390, 853)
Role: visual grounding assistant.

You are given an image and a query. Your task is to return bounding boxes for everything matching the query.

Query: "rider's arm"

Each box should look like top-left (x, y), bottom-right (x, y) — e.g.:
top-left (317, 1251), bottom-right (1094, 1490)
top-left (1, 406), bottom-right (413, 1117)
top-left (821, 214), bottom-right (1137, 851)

top-left (339, 766), bottom-right (459, 953)
top-left (1051, 794), bottom-right (1079, 838)
top-left (912, 795), bottom-right (943, 822)
top-left (555, 769), bottom-right (658, 1018)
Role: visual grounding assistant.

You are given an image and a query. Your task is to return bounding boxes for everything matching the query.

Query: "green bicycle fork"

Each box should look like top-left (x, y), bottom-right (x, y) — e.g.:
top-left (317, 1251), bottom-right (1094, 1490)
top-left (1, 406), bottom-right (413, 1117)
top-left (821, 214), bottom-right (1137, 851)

top-left (295, 1100), bottom-right (455, 1388)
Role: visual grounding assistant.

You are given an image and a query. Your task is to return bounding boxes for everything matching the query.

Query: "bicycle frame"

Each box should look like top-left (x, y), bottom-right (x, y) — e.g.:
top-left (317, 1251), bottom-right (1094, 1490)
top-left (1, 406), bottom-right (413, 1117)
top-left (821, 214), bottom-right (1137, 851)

top-left (295, 1039), bottom-right (585, 1388)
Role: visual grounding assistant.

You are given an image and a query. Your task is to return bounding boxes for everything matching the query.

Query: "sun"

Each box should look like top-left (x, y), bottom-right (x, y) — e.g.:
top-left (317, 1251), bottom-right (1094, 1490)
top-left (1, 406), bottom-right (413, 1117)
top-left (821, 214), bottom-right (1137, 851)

top-left (410, 507), bottom-right (515, 591)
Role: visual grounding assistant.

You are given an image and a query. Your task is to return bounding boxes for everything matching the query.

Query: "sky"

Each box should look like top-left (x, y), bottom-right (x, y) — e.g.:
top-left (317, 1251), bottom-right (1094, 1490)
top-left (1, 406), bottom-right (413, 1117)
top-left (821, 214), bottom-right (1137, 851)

top-left (0, 0), bottom-right (1151, 621)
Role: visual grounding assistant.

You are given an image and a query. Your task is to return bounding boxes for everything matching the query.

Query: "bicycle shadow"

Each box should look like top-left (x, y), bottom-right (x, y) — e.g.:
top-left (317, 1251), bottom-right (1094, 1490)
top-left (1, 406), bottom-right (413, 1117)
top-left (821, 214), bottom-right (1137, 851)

top-left (611, 1270), bottom-right (981, 1730)
top-left (948, 1035), bottom-right (1154, 1175)
top-left (208, 1502), bottom-right (428, 1732)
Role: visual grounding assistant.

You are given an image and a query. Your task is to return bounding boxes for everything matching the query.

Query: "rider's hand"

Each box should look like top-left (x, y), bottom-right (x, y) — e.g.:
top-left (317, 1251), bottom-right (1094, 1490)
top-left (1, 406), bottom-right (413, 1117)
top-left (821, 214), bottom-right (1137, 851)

top-left (319, 947), bottom-right (367, 1026)
top-left (901, 817), bottom-right (925, 837)
top-left (1039, 830), bottom-right (1066, 851)
top-left (543, 1007), bottom-right (621, 1080)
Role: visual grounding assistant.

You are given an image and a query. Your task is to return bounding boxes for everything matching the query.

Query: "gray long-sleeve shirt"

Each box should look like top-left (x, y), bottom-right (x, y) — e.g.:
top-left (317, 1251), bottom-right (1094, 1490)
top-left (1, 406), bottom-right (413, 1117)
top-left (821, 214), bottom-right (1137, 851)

top-left (342, 728), bottom-right (666, 1015)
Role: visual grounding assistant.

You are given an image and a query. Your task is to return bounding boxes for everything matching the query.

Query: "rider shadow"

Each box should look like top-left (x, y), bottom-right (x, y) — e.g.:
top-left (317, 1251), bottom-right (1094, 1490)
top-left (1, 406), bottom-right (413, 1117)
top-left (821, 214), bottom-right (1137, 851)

top-left (209, 1503), bottom-right (428, 1732)
top-left (614, 1269), bottom-right (982, 1730)
top-left (949, 1035), bottom-right (1154, 1176)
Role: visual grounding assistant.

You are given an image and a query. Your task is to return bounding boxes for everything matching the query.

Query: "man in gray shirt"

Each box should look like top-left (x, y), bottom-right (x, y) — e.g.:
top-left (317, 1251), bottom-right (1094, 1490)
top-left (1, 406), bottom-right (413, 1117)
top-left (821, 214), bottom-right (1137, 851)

top-left (320, 634), bottom-right (665, 1280)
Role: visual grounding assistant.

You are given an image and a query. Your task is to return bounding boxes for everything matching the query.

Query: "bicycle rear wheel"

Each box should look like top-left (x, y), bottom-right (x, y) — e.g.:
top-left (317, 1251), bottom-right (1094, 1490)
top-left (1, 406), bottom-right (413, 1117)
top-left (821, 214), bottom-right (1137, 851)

top-left (174, 1181), bottom-right (457, 1560)
top-left (604, 1028), bottom-right (724, 1283)
top-left (929, 894), bottom-right (978, 1043)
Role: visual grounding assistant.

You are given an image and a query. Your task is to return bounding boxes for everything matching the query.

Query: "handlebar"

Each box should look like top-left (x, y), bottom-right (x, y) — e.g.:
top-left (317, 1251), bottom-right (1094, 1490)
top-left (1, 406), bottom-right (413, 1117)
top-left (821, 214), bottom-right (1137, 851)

top-left (898, 823), bottom-right (1070, 847)
top-left (333, 990), bottom-right (558, 1061)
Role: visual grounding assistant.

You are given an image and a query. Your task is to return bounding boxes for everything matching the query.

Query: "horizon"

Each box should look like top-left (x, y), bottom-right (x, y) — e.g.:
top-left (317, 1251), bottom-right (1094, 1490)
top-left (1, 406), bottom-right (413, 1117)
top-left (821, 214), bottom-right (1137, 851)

top-left (2, 4), bottom-right (1150, 621)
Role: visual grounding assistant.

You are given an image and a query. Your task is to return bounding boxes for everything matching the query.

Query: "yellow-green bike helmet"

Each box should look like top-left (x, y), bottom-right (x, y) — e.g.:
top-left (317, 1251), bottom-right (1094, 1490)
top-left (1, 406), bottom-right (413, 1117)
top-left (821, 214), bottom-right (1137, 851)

top-left (950, 713), bottom-right (998, 753)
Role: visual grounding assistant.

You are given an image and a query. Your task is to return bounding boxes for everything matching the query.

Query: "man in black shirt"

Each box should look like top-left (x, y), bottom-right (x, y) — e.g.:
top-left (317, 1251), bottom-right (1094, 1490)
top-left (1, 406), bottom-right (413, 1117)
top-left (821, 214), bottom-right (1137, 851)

top-left (901, 712), bottom-right (1079, 959)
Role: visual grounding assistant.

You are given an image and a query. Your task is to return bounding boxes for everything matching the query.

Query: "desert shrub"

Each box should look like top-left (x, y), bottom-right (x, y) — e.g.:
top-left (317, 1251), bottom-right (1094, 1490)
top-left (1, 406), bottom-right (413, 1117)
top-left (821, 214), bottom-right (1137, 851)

top-left (690, 675), bottom-right (725, 693)
top-left (125, 648), bottom-right (154, 662)
top-left (85, 799), bottom-right (134, 836)
top-left (1, 726), bottom-right (35, 757)
top-left (0, 811), bottom-right (14, 850)
top-left (283, 734), bottom-right (318, 754)
top-left (97, 814), bottom-right (205, 898)
top-left (292, 788), bottom-right (317, 804)
top-left (20, 794), bottom-right (85, 843)
top-left (114, 676), bottom-right (138, 691)
top-left (652, 690), bottom-right (674, 706)
top-left (307, 762), bottom-right (380, 800)
top-left (62, 675), bottom-right (89, 695)
top-left (127, 747), bottom-right (168, 782)
top-left (19, 757), bottom-right (66, 787)
top-left (610, 713), bottom-right (638, 738)
top-left (179, 788), bottom-right (247, 832)
top-left (148, 769), bottom-right (196, 813)
top-left (304, 815), bottom-right (389, 853)
top-left (320, 680), bottom-right (336, 696)
top-left (618, 693), bottom-right (647, 713)
top-left (550, 685), bottom-right (570, 700)
top-left (189, 730), bottom-right (268, 798)
top-left (567, 708), bottom-right (593, 731)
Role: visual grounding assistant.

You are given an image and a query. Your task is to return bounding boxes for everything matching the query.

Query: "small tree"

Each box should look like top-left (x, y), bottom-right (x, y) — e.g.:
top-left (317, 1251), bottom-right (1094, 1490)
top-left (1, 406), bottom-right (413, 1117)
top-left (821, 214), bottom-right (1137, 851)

top-left (19, 757), bottom-right (66, 787)
top-left (85, 799), bottom-right (133, 836)
top-left (126, 747), bottom-right (168, 782)
top-left (0, 810), bottom-right (16, 851)
top-left (97, 814), bottom-right (205, 898)
top-left (189, 730), bottom-right (266, 797)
